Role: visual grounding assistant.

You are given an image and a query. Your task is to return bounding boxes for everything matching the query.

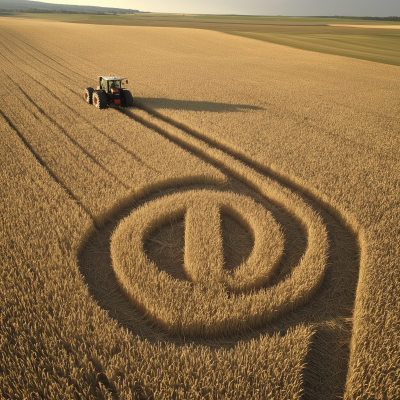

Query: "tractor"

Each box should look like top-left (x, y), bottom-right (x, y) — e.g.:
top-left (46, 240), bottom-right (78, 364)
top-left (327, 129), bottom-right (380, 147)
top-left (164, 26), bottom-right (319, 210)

top-left (84, 76), bottom-right (134, 109)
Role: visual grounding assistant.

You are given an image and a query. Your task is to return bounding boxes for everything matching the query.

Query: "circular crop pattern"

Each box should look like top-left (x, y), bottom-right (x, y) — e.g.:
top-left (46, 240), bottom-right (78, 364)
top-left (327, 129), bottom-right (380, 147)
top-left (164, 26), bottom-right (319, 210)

top-left (111, 189), bottom-right (328, 338)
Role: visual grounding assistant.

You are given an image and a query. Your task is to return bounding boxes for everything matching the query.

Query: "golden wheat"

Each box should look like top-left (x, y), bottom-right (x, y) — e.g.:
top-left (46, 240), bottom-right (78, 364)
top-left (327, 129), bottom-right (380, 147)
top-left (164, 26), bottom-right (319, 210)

top-left (1, 16), bottom-right (399, 399)
top-left (0, 107), bottom-right (310, 399)
top-left (0, 32), bottom-right (225, 226)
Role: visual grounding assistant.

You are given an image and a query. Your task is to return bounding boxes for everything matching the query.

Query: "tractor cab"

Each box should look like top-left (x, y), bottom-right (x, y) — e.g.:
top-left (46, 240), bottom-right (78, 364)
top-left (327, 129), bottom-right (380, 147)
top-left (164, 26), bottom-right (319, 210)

top-left (98, 76), bottom-right (122, 93)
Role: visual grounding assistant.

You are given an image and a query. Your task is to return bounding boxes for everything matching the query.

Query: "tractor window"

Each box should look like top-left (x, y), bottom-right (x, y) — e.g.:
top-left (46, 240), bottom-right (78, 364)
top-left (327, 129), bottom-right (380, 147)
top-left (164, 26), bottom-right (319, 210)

top-left (111, 80), bottom-right (121, 89)
top-left (102, 80), bottom-right (108, 91)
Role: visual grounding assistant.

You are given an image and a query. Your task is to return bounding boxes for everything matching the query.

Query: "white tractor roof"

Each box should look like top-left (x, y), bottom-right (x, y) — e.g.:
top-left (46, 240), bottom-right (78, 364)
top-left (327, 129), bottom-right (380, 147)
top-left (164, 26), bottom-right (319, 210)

top-left (99, 76), bottom-right (122, 80)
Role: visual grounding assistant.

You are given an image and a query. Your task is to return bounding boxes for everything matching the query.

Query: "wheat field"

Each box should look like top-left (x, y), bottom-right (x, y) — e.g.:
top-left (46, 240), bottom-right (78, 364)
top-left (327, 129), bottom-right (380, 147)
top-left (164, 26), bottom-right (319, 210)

top-left (1, 17), bottom-right (399, 399)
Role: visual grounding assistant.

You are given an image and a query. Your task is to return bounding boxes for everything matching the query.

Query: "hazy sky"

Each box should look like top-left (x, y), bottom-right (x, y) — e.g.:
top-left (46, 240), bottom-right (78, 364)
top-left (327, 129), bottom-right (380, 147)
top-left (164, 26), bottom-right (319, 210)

top-left (33, 0), bottom-right (400, 17)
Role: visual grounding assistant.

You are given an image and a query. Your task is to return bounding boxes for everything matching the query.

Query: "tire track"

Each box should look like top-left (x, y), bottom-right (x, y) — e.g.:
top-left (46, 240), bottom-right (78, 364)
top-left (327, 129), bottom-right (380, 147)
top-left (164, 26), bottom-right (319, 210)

top-left (1, 46), bottom-right (225, 228)
top-left (0, 29), bottom-right (77, 83)
top-left (3, 29), bottom-right (91, 81)
top-left (124, 107), bottom-right (360, 399)
top-left (3, 72), bottom-right (130, 191)
top-left (0, 26), bottom-right (360, 397)
top-left (0, 67), bottom-right (132, 227)
top-left (126, 104), bottom-right (359, 232)
top-left (0, 109), bottom-right (94, 221)
top-left (0, 41), bottom-right (162, 176)
top-left (79, 105), bottom-right (360, 399)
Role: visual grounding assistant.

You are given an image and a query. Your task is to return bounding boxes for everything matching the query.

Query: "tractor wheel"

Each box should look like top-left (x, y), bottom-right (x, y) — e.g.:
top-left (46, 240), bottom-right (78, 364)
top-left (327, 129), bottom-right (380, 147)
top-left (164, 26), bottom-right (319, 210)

top-left (122, 89), bottom-right (134, 107)
top-left (93, 90), bottom-right (107, 109)
top-left (84, 87), bottom-right (94, 104)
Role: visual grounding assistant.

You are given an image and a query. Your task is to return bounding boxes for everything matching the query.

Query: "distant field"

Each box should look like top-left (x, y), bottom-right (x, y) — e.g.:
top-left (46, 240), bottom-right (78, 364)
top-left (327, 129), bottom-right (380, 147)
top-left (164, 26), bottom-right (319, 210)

top-left (228, 31), bottom-right (400, 65)
top-left (1, 12), bottom-right (400, 65)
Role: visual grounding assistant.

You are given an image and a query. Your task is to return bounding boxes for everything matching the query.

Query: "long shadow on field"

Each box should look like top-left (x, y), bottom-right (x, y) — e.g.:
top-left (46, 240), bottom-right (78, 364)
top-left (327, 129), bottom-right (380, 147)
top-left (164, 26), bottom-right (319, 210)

top-left (133, 97), bottom-right (264, 112)
top-left (78, 107), bottom-right (360, 400)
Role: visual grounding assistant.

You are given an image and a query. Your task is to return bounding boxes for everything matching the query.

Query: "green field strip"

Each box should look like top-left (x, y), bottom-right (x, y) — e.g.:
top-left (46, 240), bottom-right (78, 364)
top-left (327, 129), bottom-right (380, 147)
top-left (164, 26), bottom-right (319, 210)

top-left (226, 31), bottom-right (400, 66)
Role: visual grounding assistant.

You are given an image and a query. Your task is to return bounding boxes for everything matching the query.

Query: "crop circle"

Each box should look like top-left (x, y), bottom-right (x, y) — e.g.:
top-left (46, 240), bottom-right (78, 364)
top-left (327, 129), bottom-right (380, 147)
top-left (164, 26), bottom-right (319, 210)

top-left (111, 189), bottom-right (327, 338)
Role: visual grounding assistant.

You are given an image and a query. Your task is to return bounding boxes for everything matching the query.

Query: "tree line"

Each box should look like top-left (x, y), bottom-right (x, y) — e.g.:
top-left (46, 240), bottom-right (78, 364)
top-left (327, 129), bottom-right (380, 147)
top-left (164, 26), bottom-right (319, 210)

top-left (316, 15), bottom-right (400, 21)
top-left (0, 8), bottom-right (138, 15)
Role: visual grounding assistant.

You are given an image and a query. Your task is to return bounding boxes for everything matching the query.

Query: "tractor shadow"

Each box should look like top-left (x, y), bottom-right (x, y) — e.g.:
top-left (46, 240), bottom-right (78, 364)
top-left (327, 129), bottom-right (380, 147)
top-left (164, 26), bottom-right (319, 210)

top-left (132, 97), bottom-right (264, 113)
